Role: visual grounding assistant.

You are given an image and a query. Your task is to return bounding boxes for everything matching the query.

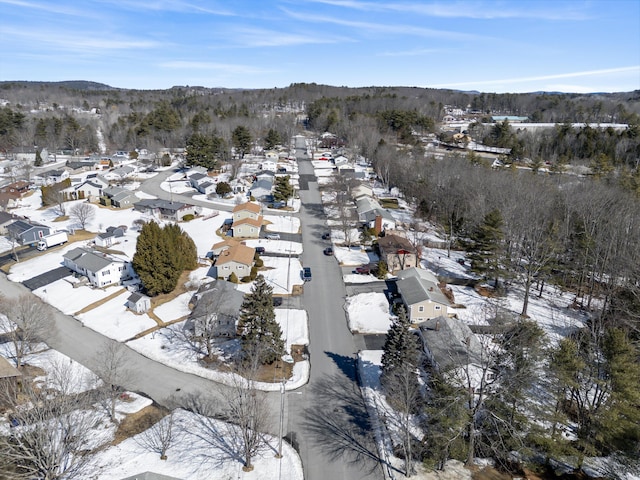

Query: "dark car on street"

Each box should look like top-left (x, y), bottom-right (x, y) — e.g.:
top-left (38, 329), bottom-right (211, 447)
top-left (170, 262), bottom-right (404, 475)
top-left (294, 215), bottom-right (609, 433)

top-left (321, 232), bottom-right (330, 240)
top-left (302, 267), bottom-right (312, 282)
top-left (323, 247), bottom-right (333, 256)
top-left (255, 246), bottom-right (266, 254)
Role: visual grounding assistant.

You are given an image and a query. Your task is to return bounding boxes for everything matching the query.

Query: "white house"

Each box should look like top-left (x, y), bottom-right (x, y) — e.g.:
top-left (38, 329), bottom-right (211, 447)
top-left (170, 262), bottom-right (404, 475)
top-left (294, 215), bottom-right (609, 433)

top-left (63, 247), bottom-right (132, 288)
top-left (126, 292), bottom-right (151, 314)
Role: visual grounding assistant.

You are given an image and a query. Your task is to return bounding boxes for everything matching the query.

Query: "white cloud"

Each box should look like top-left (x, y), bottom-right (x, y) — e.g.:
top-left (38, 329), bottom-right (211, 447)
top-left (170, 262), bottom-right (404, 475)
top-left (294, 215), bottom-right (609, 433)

top-left (305, 0), bottom-right (592, 20)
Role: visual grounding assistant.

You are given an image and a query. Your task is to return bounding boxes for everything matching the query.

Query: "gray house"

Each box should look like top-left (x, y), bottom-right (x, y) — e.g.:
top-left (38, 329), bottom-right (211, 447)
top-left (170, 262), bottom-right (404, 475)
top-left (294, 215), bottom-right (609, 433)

top-left (133, 199), bottom-right (200, 221)
top-left (102, 186), bottom-right (138, 208)
top-left (248, 178), bottom-right (273, 200)
top-left (187, 280), bottom-right (245, 338)
top-left (6, 220), bottom-right (51, 245)
top-left (417, 316), bottom-right (483, 375)
top-left (63, 247), bottom-right (131, 288)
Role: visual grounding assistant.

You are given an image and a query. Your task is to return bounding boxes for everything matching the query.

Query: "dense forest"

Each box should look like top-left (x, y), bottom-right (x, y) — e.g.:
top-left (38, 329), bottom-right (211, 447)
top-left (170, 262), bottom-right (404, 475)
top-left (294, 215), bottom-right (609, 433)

top-left (1, 80), bottom-right (640, 476)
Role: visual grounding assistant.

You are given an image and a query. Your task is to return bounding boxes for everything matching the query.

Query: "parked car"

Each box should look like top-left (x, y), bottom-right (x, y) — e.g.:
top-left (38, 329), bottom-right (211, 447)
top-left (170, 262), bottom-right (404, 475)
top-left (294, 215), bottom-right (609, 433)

top-left (457, 258), bottom-right (466, 265)
top-left (255, 246), bottom-right (266, 254)
top-left (323, 247), bottom-right (333, 256)
top-left (266, 233), bottom-right (280, 240)
top-left (355, 265), bottom-right (371, 275)
top-left (321, 232), bottom-right (330, 240)
top-left (302, 267), bottom-right (312, 282)
top-left (273, 297), bottom-right (283, 307)
top-left (269, 201), bottom-right (286, 209)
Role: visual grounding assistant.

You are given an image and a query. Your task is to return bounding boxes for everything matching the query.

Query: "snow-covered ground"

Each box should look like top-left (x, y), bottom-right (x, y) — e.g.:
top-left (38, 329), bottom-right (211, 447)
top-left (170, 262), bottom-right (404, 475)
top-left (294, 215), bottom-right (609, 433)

top-left (345, 292), bottom-right (392, 333)
top-left (333, 245), bottom-right (375, 266)
top-left (263, 215), bottom-right (300, 233)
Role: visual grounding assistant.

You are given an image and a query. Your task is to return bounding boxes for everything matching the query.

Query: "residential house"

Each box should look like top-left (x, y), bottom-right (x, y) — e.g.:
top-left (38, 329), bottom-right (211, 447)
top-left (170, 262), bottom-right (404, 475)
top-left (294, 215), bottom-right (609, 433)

top-left (377, 234), bottom-right (418, 273)
top-left (68, 175), bottom-right (109, 202)
top-left (260, 158), bottom-right (278, 172)
top-left (66, 159), bottom-right (99, 173)
top-left (6, 220), bottom-right (50, 245)
top-left (232, 202), bottom-right (261, 222)
top-left (33, 169), bottom-right (69, 186)
top-left (248, 178), bottom-right (273, 200)
top-left (214, 243), bottom-right (255, 281)
top-left (350, 183), bottom-right (374, 200)
top-left (333, 155), bottom-right (349, 168)
top-left (188, 172), bottom-right (218, 195)
top-left (232, 217), bottom-right (262, 238)
top-left (210, 238), bottom-right (237, 257)
top-left (416, 316), bottom-right (484, 383)
top-left (63, 247), bottom-right (132, 288)
top-left (0, 181), bottom-right (30, 196)
top-left (101, 186), bottom-right (138, 208)
top-left (395, 267), bottom-right (451, 322)
top-left (356, 195), bottom-right (396, 233)
top-left (0, 191), bottom-right (21, 210)
top-left (0, 211), bottom-right (22, 235)
top-left (103, 165), bottom-right (135, 181)
top-left (126, 292), bottom-right (151, 314)
top-left (120, 471), bottom-right (184, 480)
top-left (94, 226), bottom-right (126, 248)
top-left (231, 202), bottom-right (263, 238)
top-left (255, 170), bottom-right (275, 182)
top-left (133, 199), bottom-right (200, 221)
top-left (0, 356), bottom-right (22, 406)
top-left (187, 280), bottom-right (245, 338)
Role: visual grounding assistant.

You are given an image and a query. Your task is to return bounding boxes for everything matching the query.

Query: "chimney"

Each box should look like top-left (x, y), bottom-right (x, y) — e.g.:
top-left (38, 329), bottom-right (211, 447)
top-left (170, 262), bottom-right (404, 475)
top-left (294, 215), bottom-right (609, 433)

top-left (435, 319), bottom-right (440, 331)
top-left (374, 215), bottom-right (383, 235)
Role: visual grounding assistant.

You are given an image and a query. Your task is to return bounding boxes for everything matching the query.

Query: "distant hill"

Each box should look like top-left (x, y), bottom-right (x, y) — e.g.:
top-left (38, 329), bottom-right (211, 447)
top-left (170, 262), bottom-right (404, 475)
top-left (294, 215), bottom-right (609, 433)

top-left (0, 80), bottom-right (116, 91)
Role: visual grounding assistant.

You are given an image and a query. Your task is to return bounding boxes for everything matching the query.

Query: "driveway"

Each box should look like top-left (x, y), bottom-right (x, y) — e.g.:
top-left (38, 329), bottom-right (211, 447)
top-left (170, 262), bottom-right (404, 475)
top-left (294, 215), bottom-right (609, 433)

top-left (22, 266), bottom-right (74, 290)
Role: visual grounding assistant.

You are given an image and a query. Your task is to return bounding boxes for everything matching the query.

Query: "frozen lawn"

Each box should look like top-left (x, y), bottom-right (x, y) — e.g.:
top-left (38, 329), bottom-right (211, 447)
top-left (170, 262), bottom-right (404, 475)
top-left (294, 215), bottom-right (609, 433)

top-left (263, 215), bottom-right (300, 233)
top-left (243, 238), bottom-right (303, 255)
top-left (333, 246), bottom-right (375, 266)
top-left (32, 280), bottom-right (123, 316)
top-left (275, 309), bottom-right (309, 351)
top-left (237, 256), bottom-right (304, 295)
top-left (346, 292), bottom-right (392, 334)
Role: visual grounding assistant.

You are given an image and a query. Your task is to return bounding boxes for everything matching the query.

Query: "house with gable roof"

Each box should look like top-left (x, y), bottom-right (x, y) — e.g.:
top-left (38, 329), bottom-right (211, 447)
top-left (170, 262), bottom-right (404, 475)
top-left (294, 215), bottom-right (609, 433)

top-left (6, 220), bottom-right (51, 245)
top-left (231, 202), bottom-right (263, 238)
top-left (214, 243), bottom-right (255, 281)
top-left (377, 233), bottom-right (418, 273)
top-left (395, 267), bottom-right (451, 323)
top-left (63, 247), bottom-right (132, 288)
top-left (416, 315), bottom-right (484, 380)
top-left (186, 280), bottom-right (245, 338)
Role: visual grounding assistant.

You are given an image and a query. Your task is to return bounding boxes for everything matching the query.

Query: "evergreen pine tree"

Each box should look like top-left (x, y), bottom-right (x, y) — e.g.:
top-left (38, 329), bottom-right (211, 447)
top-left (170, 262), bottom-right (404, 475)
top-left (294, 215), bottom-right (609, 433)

top-left (273, 176), bottom-right (294, 203)
top-left (237, 275), bottom-right (285, 365)
top-left (466, 208), bottom-right (505, 289)
top-left (132, 221), bottom-right (197, 296)
top-left (380, 306), bottom-right (420, 391)
top-left (34, 149), bottom-right (43, 166)
top-left (264, 128), bottom-right (281, 150)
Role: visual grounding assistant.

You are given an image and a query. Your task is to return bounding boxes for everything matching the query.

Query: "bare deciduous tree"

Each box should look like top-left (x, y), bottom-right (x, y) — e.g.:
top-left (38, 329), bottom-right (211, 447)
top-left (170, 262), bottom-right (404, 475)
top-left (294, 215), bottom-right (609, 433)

top-left (69, 202), bottom-right (95, 230)
top-left (0, 365), bottom-right (98, 480)
top-left (93, 340), bottom-right (135, 424)
top-left (0, 294), bottom-right (56, 368)
top-left (136, 409), bottom-right (176, 460)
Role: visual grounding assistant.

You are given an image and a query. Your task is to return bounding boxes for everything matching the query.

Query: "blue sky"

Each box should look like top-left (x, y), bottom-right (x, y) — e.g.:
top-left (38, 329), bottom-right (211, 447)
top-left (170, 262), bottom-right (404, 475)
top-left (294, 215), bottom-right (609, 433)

top-left (1, 0), bottom-right (639, 93)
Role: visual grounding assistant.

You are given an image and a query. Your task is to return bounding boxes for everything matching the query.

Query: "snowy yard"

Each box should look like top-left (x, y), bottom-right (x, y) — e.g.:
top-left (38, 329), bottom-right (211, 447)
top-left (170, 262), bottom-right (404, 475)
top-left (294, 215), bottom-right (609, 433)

top-left (263, 215), bottom-right (300, 233)
top-left (345, 292), bottom-right (392, 333)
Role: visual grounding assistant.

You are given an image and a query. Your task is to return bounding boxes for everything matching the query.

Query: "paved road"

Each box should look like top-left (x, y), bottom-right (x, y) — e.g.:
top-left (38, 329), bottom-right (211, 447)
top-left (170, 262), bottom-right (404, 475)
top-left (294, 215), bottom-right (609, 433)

top-left (0, 272), bottom-right (281, 430)
top-left (286, 151), bottom-right (384, 480)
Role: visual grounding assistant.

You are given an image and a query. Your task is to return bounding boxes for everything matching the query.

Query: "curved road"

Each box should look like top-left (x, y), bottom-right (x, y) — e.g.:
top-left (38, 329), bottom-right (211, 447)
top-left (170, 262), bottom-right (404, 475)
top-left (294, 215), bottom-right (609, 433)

top-left (2, 157), bottom-right (384, 479)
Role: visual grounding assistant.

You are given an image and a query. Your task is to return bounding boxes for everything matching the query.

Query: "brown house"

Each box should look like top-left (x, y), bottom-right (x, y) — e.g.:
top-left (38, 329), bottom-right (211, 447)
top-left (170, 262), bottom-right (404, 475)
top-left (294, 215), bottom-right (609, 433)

top-left (377, 234), bottom-right (418, 273)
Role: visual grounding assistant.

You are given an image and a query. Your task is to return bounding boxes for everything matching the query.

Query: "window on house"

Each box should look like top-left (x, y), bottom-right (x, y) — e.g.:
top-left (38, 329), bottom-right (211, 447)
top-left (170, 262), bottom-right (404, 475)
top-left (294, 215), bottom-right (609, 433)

top-left (418, 306), bottom-right (424, 312)
top-left (102, 270), bottom-right (110, 276)
top-left (435, 305), bottom-right (441, 310)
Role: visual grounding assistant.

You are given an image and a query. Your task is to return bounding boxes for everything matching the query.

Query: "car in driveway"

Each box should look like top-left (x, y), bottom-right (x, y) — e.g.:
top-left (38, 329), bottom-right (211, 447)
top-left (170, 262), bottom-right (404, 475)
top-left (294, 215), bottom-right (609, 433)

top-left (302, 267), bottom-right (312, 282)
top-left (255, 246), bottom-right (266, 254)
top-left (321, 232), bottom-right (331, 240)
top-left (354, 265), bottom-right (372, 275)
top-left (323, 247), bottom-right (333, 256)
top-left (266, 233), bottom-right (280, 240)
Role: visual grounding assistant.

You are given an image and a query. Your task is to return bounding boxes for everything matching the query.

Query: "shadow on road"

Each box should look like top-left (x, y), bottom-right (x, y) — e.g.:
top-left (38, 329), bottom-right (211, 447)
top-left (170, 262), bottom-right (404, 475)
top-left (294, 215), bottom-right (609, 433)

top-left (301, 372), bottom-right (387, 477)
top-left (324, 351), bottom-right (356, 380)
